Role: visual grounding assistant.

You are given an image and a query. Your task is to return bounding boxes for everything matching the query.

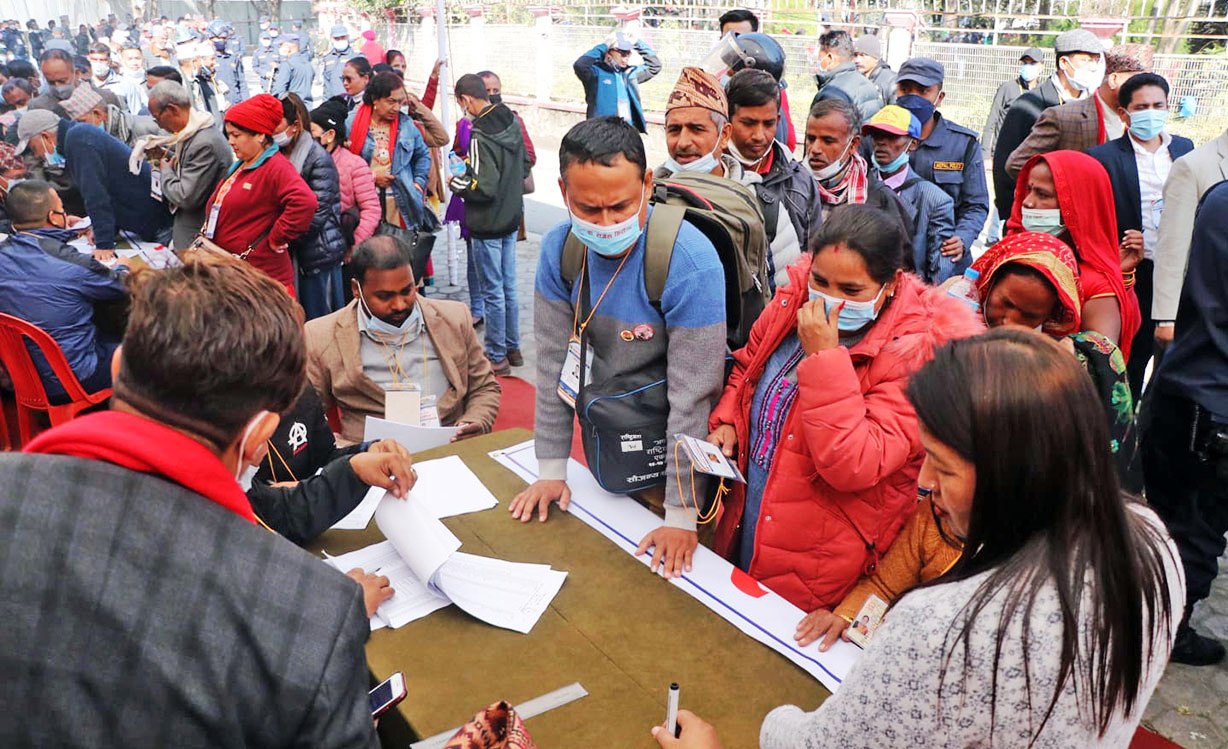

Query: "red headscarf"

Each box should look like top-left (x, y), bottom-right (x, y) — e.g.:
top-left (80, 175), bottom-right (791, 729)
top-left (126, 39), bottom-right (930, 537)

top-left (1005, 150), bottom-right (1140, 359)
top-left (224, 93), bottom-right (284, 136)
top-left (972, 231), bottom-right (1083, 337)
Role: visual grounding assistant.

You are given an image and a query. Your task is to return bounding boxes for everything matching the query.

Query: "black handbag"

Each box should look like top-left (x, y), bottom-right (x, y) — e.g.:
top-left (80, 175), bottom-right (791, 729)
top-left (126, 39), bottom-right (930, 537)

top-left (375, 187), bottom-right (438, 282)
top-left (574, 265), bottom-right (669, 494)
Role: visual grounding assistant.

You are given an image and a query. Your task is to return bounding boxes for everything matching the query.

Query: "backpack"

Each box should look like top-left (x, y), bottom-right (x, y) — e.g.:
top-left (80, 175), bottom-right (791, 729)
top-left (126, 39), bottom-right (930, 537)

top-left (561, 171), bottom-right (771, 351)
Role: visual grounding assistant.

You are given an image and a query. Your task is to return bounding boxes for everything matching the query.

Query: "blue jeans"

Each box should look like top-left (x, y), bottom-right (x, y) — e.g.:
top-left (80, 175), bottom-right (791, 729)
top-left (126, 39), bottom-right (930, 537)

top-left (465, 238), bottom-right (484, 320)
top-left (471, 232), bottom-right (520, 361)
top-left (298, 265), bottom-right (345, 321)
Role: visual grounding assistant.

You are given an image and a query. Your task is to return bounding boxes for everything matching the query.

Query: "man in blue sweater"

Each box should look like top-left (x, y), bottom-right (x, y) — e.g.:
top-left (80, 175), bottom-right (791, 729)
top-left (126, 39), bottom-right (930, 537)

top-left (509, 117), bottom-right (727, 578)
top-left (16, 109), bottom-right (170, 259)
top-left (573, 32), bottom-right (662, 134)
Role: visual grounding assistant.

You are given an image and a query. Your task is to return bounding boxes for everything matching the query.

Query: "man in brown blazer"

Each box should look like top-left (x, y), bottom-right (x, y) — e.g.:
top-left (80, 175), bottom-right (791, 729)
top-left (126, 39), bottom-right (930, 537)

top-left (1006, 44), bottom-right (1152, 179)
top-left (306, 236), bottom-right (501, 444)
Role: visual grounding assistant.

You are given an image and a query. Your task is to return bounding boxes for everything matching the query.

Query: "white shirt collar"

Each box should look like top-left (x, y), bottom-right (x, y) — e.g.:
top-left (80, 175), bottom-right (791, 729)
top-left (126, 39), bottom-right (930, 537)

top-left (1130, 130), bottom-right (1173, 155)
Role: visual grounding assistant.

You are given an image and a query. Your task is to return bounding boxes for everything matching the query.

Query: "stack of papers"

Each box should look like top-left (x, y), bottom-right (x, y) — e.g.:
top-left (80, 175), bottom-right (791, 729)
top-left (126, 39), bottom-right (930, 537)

top-left (330, 454), bottom-right (500, 531)
top-left (327, 494), bottom-right (567, 633)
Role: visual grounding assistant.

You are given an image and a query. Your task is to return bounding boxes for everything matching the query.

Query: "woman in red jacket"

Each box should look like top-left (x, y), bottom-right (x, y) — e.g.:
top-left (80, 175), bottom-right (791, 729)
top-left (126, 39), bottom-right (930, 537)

top-left (201, 93), bottom-right (317, 296)
top-left (707, 204), bottom-right (983, 613)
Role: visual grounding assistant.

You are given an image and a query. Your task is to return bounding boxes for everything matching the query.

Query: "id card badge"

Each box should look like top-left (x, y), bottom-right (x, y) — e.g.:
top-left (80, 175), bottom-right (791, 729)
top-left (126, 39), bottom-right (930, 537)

top-left (204, 203), bottom-right (220, 239)
top-left (846, 594), bottom-right (889, 649)
top-left (419, 395), bottom-right (441, 428)
top-left (557, 337), bottom-right (591, 410)
top-left (150, 168), bottom-right (163, 202)
top-left (384, 386), bottom-right (421, 425)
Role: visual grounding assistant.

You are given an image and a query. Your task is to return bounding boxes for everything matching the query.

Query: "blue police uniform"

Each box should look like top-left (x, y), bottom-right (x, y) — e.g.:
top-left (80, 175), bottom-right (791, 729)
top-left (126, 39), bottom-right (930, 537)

top-left (252, 38), bottom-right (279, 93)
top-left (320, 26), bottom-right (355, 100)
top-left (272, 36), bottom-right (314, 104)
top-left (908, 112), bottom-right (989, 266)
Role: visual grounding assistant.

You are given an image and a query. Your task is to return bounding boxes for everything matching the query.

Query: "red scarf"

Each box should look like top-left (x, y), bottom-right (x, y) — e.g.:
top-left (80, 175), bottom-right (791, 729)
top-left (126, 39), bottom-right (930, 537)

top-left (815, 151), bottom-right (869, 207)
top-left (347, 103), bottom-right (398, 162)
top-left (24, 411), bottom-right (258, 524)
top-left (1092, 94), bottom-right (1108, 147)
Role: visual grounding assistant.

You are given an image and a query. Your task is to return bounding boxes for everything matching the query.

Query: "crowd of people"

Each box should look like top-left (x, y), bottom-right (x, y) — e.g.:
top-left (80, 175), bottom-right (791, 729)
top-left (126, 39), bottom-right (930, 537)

top-left (1, 7), bottom-right (1226, 749)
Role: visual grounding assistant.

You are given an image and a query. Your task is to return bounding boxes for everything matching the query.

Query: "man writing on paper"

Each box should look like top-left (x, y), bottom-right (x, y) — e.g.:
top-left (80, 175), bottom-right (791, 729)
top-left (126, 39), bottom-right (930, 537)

top-left (306, 235), bottom-right (501, 444)
top-left (510, 117), bottom-right (727, 578)
top-left (0, 255), bottom-right (380, 747)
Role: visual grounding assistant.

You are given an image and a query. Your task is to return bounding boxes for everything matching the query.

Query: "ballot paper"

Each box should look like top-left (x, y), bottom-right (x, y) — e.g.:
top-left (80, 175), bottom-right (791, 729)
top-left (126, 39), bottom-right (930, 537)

top-left (365, 415), bottom-right (459, 452)
top-left (326, 494), bottom-right (566, 633)
top-left (329, 455), bottom-right (499, 531)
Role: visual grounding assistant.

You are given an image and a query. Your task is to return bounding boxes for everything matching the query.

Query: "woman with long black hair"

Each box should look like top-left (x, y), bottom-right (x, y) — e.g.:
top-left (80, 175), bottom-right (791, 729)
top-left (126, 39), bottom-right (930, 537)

top-left (656, 329), bottom-right (1184, 749)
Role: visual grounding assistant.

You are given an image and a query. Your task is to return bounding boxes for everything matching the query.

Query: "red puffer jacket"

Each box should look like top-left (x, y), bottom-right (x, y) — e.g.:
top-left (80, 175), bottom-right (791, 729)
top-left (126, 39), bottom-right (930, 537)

top-left (709, 260), bottom-right (983, 612)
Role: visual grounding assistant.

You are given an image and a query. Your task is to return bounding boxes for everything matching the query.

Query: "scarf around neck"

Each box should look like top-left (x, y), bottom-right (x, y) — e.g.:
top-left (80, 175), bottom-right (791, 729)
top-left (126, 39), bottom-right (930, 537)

top-left (127, 107), bottom-right (217, 174)
top-left (815, 151), bottom-right (869, 207)
top-left (347, 103), bottom-right (398, 165)
top-left (24, 410), bottom-right (258, 524)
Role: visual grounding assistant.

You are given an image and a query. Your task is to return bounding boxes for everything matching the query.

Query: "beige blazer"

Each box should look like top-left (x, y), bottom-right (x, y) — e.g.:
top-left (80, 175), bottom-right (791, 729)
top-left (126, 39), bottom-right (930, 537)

top-left (1153, 130), bottom-right (1228, 321)
top-left (1006, 95), bottom-right (1107, 179)
top-left (305, 297), bottom-right (501, 444)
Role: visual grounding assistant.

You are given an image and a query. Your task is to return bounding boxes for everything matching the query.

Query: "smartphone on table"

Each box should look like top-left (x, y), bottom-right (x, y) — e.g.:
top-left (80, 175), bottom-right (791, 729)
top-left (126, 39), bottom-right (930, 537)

top-left (369, 672), bottom-right (407, 717)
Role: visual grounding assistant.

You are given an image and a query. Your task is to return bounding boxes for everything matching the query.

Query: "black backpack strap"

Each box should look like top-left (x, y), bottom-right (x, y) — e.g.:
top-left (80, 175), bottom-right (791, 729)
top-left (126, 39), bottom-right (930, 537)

top-left (561, 229), bottom-right (585, 290)
top-left (754, 184), bottom-right (780, 246)
top-left (643, 203), bottom-right (684, 314)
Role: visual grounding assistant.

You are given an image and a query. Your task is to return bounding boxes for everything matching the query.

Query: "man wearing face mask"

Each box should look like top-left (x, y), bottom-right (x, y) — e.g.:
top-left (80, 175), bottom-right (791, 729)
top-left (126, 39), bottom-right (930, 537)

top-left (207, 20), bottom-right (245, 108)
top-left (305, 236), bottom-right (501, 445)
top-left (1006, 44), bottom-right (1152, 179)
top-left (271, 33), bottom-right (315, 105)
top-left (573, 31), bottom-right (662, 134)
top-left (86, 41), bottom-right (143, 116)
top-left (15, 108), bottom-right (172, 258)
top-left (2, 255), bottom-right (383, 747)
top-left (511, 116), bottom-right (727, 580)
top-left (479, 69), bottom-right (536, 241)
top-left (803, 98), bottom-right (914, 242)
top-left (448, 74), bottom-right (527, 375)
top-left (723, 68), bottom-right (820, 291)
top-left (992, 29), bottom-right (1105, 221)
top-left (1089, 73), bottom-right (1193, 401)
top-left (863, 105), bottom-right (956, 284)
top-left (657, 67), bottom-right (737, 180)
top-left (0, 179), bottom-right (129, 402)
top-left (62, 83), bottom-right (160, 149)
top-left (893, 58), bottom-right (987, 271)
top-left (322, 25), bottom-right (355, 100)
top-left (252, 31), bottom-right (278, 93)
top-left (28, 48), bottom-right (122, 118)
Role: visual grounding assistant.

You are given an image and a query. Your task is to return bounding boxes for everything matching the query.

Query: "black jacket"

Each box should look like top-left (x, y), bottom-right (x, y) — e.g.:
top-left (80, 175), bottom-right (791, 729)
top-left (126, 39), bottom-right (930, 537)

top-left (1088, 133), bottom-right (1195, 237)
top-left (288, 137), bottom-right (347, 273)
top-left (981, 77), bottom-right (1031, 155)
top-left (992, 78), bottom-right (1062, 217)
top-left (249, 388), bottom-right (368, 545)
top-left (867, 62), bottom-right (897, 105)
top-left (455, 102), bottom-right (526, 239)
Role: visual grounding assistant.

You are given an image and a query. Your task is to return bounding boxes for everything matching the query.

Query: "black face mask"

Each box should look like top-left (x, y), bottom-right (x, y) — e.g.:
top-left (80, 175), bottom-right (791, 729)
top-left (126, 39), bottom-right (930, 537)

top-left (488, 93), bottom-right (502, 105)
top-left (214, 40), bottom-right (226, 53)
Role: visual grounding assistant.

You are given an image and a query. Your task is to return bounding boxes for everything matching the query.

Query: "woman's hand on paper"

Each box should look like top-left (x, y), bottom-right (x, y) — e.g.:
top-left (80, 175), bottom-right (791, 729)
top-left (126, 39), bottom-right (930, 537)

top-left (346, 568), bottom-right (394, 617)
top-left (650, 710), bottom-right (724, 749)
top-left (636, 527), bottom-right (697, 578)
top-left (794, 608), bottom-right (850, 651)
top-left (706, 425), bottom-right (737, 458)
top-left (350, 450), bottom-right (417, 498)
top-left (509, 479), bottom-right (571, 522)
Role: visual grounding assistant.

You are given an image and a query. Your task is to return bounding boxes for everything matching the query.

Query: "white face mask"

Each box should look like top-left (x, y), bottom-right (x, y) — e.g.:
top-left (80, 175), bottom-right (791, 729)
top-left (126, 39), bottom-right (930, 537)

top-left (272, 130), bottom-right (290, 147)
top-left (664, 141), bottom-right (722, 175)
top-left (727, 138), bottom-right (771, 169)
top-left (1063, 55), bottom-right (1105, 93)
top-left (90, 61), bottom-right (110, 79)
top-left (1021, 206), bottom-right (1066, 236)
top-left (332, 39), bottom-right (348, 51)
top-left (809, 137), bottom-right (855, 183)
top-left (234, 410), bottom-right (271, 483)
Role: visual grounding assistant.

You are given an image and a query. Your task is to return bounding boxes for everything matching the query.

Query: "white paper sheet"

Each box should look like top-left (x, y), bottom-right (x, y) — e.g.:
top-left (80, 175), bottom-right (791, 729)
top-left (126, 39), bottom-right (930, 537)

top-left (324, 540), bottom-right (450, 630)
top-left (375, 494), bottom-right (462, 591)
top-left (435, 552), bottom-right (568, 634)
top-left (488, 440), bottom-right (859, 693)
top-left (331, 485), bottom-right (386, 530)
top-left (408, 455), bottom-right (500, 519)
top-left (364, 415), bottom-right (459, 453)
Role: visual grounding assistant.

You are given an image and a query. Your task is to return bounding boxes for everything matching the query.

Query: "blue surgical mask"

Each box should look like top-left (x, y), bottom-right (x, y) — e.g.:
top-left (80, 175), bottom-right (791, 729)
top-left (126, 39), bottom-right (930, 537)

top-left (45, 151), bottom-right (65, 169)
top-left (896, 94), bottom-right (936, 125)
top-left (1128, 109), bottom-right (1168, 141)
top-left (1021, 207), bottom-right (1065, 236)
top-left (664, 145), bottom-right (720, 175)
top-left (808, 284), bottom-right (888, 332)
top-left (568, 189), bottom-right (646, 258)
top-left (1019, 63), bottom-right (1041, 82)
top-left (874, 149), bottom-right (910, 174)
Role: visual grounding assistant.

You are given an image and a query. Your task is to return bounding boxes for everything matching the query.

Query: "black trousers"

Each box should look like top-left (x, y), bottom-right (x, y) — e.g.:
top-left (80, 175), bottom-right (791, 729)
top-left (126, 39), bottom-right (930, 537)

top-left (1128, 259), bottom-right (1158, 403)
top-left (1141, 389), bottom-right (1228, 606)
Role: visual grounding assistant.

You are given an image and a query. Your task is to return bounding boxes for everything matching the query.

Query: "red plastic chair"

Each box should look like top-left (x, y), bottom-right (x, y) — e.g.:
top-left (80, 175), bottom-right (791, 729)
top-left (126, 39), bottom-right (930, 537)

top-left (0, 314), bottom-right (112, 447)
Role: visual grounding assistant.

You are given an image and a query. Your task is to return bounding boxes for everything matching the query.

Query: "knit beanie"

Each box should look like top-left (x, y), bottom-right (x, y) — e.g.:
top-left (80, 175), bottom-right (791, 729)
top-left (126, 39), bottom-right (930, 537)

top-left (309, 100), bottom-right (348, 142)
top-left (224, 93), bottom-right (284, 136)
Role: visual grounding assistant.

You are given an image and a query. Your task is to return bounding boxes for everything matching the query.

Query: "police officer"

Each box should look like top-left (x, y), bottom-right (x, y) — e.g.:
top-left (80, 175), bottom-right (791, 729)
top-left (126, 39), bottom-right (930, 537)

top-left (207, 20), bottom-right (246, 107)
top-left (270, 33), bottom-right (314, 104)
top-left (252, 30), bottom-right (278, 93)
top-left (894, 57), bottom-right (989, 271)
top-left (290, 20), bottom-right (314, 62)
top-left (320, 24), bottom-right (354, 100)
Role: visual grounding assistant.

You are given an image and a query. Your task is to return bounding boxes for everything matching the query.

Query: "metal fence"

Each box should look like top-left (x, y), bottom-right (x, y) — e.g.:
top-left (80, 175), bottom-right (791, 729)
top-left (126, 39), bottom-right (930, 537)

top-left (394, 23), bottom-right (1228, 145)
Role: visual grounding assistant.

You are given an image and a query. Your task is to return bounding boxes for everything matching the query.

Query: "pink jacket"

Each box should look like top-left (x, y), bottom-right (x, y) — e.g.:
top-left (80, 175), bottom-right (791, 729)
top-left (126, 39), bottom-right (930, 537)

top-left (331, 145), bottom-right (381, 246)
top-left (709, 261), bottom-right (984, 612)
